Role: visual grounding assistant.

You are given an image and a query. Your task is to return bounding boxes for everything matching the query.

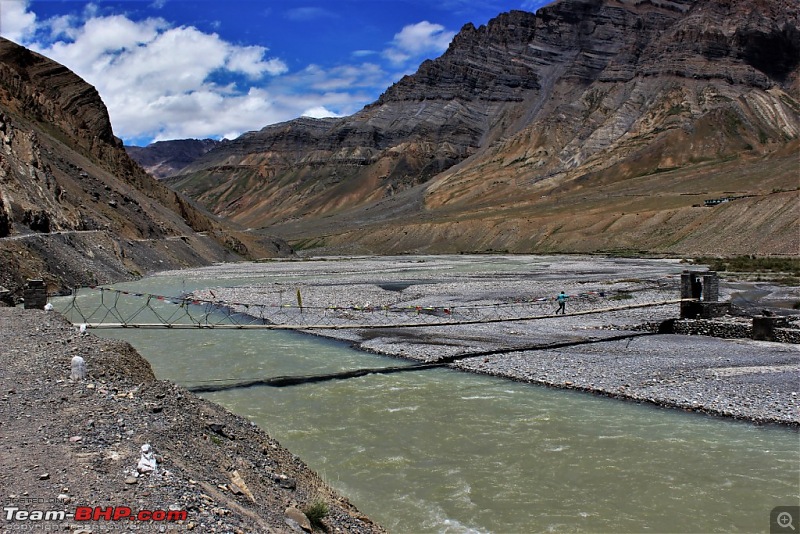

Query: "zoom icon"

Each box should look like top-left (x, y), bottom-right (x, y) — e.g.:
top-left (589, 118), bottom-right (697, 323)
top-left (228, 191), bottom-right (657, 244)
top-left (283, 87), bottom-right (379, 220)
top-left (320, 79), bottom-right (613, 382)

top-left (772, 506), bottom-right (800, 533)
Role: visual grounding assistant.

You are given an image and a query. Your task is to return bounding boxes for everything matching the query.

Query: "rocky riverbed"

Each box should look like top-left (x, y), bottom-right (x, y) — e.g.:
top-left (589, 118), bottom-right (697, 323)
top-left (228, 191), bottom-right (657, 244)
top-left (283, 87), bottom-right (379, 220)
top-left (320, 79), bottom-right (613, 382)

top-left (179, 255), bottom-right (800, 426)
top-left (0, 307), bottom-right (385, 533)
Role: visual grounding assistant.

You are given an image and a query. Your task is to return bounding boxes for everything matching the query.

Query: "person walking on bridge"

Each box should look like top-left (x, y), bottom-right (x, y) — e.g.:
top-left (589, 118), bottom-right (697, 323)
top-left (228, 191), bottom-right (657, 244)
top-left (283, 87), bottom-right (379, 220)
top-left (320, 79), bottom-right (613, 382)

top-left (556, 291), bottom-right (568, 315)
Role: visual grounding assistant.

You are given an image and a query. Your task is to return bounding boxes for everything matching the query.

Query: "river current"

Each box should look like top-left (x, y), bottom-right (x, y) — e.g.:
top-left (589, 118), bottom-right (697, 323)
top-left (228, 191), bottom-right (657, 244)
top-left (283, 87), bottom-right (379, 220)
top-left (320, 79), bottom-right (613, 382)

top-left (65, 256), bottom-right (799, 533)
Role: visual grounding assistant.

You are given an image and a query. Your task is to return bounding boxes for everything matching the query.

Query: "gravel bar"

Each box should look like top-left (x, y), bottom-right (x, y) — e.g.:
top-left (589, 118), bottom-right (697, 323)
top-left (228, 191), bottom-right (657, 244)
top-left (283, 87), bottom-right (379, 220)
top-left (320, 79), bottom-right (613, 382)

top-left (173, 255), bottom-right (800, 426)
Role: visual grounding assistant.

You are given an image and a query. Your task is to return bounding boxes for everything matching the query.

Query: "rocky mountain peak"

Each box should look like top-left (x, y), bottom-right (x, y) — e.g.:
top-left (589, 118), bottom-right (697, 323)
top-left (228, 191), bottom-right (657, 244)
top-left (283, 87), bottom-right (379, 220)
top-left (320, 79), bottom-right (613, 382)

top-left (0, 39), bottom-right (116, 149)
top-left (0, 37), bottom-right (291, 300)
top-left (159, 0), bottom-right (798, 256)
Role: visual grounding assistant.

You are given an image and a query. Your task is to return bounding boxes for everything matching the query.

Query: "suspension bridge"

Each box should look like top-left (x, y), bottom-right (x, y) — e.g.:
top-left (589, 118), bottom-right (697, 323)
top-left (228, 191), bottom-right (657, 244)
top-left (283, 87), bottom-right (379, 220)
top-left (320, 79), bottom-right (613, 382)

top-left (53, 283), bottom-right (695, 392)
top-left (56, 284), bottom-right (690, 331)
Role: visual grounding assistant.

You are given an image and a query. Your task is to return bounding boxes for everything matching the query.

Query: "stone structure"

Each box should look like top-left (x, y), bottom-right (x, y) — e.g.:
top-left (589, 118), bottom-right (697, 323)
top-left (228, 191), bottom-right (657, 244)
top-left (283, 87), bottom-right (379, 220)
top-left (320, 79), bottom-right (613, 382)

top-left (657, 317), bottom-right (800, 343)
top-left (23, 279), bottom-right (47, 309)
top-left (701, 272), bottom-right (720, 303)
top-left (680, 271), bottom-right (728, 319)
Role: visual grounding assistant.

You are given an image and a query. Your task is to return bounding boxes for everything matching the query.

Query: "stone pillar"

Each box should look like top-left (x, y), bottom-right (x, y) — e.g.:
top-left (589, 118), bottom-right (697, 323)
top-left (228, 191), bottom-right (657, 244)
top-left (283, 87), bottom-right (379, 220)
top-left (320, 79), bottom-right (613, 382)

top-left (680, 271), bottom-right (703, 318)
top-left (23, 279), bottom-right (47, 309)
top-left (680, 271), bottom-right (693, 299)
top-left (702, 272), bottom-right (719, 302)
top-left (680, 272), bottom-right (693, 318)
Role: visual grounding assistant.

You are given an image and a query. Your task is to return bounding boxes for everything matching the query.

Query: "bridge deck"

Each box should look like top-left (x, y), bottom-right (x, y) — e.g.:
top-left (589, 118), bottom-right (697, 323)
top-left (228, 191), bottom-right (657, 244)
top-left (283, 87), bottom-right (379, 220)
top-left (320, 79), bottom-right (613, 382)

top-left (77, 299), bottom-right (688, 329)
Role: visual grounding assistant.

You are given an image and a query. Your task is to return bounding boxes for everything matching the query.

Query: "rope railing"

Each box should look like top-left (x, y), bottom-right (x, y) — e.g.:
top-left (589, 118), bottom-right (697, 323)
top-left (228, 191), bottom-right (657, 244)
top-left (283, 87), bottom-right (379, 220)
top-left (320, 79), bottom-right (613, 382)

top-left (54, 284), bottom-right (687, 330)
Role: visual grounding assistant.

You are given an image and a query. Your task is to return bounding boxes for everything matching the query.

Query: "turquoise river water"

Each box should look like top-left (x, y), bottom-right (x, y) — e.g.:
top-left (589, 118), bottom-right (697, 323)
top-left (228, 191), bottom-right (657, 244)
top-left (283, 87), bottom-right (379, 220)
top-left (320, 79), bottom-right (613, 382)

top-left (58, 258), bottom-right (800, 533)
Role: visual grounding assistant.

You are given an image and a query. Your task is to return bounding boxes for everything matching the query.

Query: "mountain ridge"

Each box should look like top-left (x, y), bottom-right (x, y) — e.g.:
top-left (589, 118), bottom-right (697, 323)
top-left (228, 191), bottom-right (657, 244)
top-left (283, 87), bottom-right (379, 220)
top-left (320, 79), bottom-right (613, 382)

top-left (148, 0), bottom-right (799, 256)
top-left (126, 138), bottom-right (223, 180)
top-left (0, 37), bottom-right (292, 301)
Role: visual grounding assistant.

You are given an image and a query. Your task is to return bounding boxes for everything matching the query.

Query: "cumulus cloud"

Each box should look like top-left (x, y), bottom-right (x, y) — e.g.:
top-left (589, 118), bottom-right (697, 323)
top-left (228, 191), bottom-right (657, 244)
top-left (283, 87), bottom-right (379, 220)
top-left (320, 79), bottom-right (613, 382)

top-left (0, 3), bottom-right (455, 144)
top-left (37, 17), bottom-right (288, 93)
top-left (291, 63), bottom-right (389, 93)
top-left (268, 63), bottom-right (389, 120)
top-left (302, 106), bottom-right (341, 119)
top-left (5, 5), bottom-right (306, 143)
top-left (384, 21), bottom-right (455, 65)
top-left (142, 88), bottom-right (287, 141)
top-left (227, 45), bottom-right (288, 78)
top-left (0, 0), bottom-right (37, 43)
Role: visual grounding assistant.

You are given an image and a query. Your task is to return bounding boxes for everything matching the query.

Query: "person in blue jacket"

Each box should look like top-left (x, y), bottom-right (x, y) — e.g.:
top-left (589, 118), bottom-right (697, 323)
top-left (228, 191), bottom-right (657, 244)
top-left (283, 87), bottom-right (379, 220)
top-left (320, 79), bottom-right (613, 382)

top-left (556, 291), bottom-right (568, 314)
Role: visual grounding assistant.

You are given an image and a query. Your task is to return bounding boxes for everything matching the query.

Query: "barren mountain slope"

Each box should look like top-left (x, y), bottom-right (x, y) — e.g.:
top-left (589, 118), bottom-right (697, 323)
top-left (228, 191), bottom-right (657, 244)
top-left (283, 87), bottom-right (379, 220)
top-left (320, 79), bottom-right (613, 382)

top-left (126, 139), bottom-right (223, 180)
top-left (168, 0), bottom-right (799, 256)
top-left (0, 38), bottom-right (291, 300)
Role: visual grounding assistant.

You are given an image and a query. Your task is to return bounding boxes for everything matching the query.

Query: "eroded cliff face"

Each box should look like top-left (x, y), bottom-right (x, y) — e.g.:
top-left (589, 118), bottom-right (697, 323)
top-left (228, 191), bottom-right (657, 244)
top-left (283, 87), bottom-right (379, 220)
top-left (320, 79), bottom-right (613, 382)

top-left (0, 38), bottom-right (291, 300)
top-left (424, 0), bottom-right (800, 211)
top-left (168, 0), bottom-right (799, 255)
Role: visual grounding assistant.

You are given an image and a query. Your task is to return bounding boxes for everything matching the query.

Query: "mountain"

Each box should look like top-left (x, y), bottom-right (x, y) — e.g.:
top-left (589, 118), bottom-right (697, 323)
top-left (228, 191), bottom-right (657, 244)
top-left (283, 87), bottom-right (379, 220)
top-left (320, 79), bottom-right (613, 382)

top-left (167, 0), bottom-right (800, 256)
top-left (126, 139), bottom-right (223, 179)
top-left (0, 37), bottom-right (292, 302)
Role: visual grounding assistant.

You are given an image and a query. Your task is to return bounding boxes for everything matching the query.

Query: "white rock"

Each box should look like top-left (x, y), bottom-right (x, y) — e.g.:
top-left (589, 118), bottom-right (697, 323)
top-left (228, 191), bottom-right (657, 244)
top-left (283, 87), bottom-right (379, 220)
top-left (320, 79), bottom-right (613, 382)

top-left (136, 443), bottom-right (157, 474)
top-left (70, 356), bottom-right (86, 381)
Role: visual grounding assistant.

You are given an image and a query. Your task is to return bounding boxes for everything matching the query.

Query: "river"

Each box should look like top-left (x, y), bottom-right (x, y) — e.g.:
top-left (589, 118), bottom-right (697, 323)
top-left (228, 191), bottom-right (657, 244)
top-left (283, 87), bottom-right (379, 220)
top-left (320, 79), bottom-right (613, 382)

top-left (58, 256), bottom-right (800, 533)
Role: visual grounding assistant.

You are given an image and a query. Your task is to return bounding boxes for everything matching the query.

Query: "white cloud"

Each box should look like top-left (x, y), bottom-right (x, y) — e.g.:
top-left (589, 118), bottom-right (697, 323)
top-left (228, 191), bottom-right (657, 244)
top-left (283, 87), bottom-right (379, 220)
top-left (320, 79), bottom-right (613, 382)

top-left (226, 45), bottom-right (288, 78)
top-left (145, 88), bottom-right (287, 141)
top-left (0, 0), bottom-right (37, 43)
top-left (302, 106), bottom-right (340, 119)
top-left (292, 62), bottom-right (389, 93)
top-left (0, 3), bottom-right (438, 144)
top-left (15, 8), bottom-right (297, 143)
top-left (271, 64), bottom-right (387, 119)
top-left (384, 21), bottom-right (455, 66)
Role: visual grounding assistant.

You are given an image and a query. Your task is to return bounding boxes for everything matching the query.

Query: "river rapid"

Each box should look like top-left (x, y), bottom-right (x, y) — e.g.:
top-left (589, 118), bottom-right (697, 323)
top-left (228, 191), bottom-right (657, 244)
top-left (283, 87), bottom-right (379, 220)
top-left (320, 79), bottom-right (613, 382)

top-left (68, 255), bottom-right (798, 533)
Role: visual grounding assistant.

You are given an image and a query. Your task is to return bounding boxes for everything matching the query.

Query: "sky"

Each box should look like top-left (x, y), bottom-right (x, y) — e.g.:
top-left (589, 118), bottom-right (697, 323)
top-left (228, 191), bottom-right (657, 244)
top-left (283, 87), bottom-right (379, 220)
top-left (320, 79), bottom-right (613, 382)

top-left (0, 0), bottom-right (552, 146)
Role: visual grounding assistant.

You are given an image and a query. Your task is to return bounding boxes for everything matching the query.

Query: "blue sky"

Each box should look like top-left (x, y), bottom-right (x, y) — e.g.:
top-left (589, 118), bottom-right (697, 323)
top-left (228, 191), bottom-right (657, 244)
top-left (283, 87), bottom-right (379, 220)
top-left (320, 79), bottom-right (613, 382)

top-left (1, 0), bottom-right (552, 145)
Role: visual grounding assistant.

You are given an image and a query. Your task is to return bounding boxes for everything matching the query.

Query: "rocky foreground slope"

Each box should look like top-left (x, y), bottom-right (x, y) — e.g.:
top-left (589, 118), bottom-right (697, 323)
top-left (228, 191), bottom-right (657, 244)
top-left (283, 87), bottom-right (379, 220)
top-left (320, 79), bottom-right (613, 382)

top-left (0, 37), bottom-right (292, 302)
top-left (163, 0), bottom-right (799, 256)
top-left (0, 307), bottom-right (384, 532)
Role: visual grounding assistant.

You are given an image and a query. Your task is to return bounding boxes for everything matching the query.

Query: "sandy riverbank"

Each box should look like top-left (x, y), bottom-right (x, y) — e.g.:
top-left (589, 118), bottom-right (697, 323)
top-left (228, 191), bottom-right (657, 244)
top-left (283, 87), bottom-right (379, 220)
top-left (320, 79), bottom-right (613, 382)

top-left (0, 307), bottom-right (385, 533)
